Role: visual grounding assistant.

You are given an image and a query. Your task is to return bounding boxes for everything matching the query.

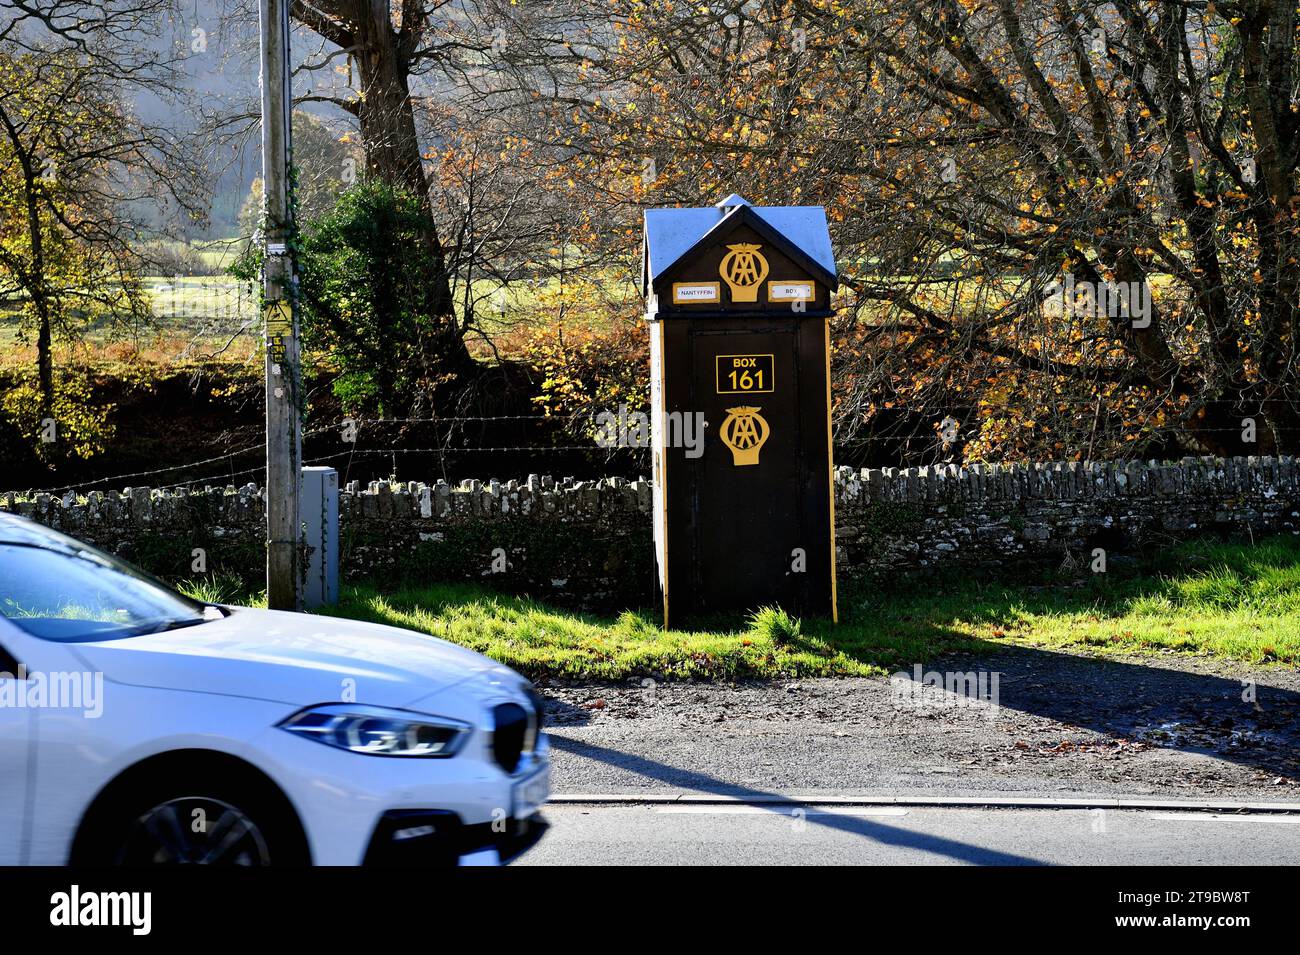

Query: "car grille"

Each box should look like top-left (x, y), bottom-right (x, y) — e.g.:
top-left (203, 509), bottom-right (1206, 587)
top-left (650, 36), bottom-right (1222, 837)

top-left (492, 703), bottom-right (529, 774)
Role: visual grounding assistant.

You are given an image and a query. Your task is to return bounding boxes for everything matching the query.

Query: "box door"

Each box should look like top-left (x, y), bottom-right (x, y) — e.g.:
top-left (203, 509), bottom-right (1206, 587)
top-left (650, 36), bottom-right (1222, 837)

top-left (688, 325), bottom-right (805, 613)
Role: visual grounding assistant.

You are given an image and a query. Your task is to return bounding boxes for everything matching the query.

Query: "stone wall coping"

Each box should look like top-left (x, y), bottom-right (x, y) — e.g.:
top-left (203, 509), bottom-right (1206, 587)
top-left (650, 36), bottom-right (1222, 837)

top-left (3, 455), bottom-right (1295, 523)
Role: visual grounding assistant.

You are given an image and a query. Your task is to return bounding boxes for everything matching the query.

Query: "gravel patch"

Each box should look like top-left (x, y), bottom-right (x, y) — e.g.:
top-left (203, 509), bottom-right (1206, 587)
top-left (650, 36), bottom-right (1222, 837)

top-left (538, 647), bottom-right (1300, 800)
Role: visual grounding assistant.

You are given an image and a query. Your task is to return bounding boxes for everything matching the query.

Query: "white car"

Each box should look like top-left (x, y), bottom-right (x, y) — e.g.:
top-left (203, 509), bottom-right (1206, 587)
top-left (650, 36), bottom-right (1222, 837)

top-left (0, 512), bottom-right (549, 866)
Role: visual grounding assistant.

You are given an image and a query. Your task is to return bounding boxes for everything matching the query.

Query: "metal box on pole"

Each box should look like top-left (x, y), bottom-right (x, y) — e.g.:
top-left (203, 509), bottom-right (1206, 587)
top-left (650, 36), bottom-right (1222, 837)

top-left (299, 466), bottom-right (339, 608)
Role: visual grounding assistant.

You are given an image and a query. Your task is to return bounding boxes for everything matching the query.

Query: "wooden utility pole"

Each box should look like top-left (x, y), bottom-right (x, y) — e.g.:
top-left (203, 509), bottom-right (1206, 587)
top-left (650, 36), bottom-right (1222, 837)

top-left (259, 0), bottom-right (302, 610)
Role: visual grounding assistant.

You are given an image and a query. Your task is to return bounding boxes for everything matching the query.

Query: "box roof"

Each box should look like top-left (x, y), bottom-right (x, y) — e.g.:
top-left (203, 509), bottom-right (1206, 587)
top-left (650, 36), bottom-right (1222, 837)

top-left (642, 196), bottom-right (838, 295)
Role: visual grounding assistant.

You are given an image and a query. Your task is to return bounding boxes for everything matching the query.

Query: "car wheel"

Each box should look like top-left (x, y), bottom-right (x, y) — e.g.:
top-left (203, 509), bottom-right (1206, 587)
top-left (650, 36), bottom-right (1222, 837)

top-left (73, 767), bottom-right (309, 866)
top-left (116, 795), bottom-right (274, 865)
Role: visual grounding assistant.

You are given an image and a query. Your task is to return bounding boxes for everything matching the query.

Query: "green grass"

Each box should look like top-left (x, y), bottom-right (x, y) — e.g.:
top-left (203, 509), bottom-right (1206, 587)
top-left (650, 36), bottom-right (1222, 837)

top-left (318, 591), bottom-right (876, 680)
top-left (312, 535), bottom-right (1300, 681)
top-left (838, 535), bottom-right (1300, 668)
top-left (176, 573), bottom-right (265, 607)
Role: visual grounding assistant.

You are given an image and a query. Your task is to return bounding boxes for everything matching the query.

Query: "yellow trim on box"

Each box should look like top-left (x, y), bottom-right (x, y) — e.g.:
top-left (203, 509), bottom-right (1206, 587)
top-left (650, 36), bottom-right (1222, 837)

top-left (671, 281), bottom-right (721, 304)
top-left (658, 320), bottom-right (670, 628)
top-left (825, 316), bottom-right (838, 624)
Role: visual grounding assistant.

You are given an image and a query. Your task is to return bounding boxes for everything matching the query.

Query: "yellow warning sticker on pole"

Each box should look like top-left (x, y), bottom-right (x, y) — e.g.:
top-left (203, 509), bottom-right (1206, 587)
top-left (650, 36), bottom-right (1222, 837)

top-left (264, 299), bottom-right (292, 338)
top-left (264, 299), bottom-right (292, 364)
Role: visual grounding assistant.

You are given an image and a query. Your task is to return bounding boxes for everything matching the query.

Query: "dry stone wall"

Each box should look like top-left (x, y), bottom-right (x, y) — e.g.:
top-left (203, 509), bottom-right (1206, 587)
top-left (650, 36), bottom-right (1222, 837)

top-left (4, 456), bottom-right (1297, 607)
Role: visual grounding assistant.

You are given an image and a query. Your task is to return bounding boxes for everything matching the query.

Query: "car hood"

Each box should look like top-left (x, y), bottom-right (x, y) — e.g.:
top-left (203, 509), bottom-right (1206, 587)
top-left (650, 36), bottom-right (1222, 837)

top-left (68, 607), bottom-right (510, 709)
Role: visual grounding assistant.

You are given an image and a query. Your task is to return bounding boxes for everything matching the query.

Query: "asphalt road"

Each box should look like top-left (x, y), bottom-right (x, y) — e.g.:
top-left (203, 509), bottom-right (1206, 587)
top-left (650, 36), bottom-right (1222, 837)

top-left (515, 804), bottom-right (1300, 865)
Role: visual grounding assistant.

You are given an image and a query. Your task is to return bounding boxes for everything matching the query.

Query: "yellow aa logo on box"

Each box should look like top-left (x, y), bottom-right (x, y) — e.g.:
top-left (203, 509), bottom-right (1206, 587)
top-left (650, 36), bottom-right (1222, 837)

top-left (719, 406), bottom-right (770, 466)
top-left (719, 243), bottom-right (769, 303)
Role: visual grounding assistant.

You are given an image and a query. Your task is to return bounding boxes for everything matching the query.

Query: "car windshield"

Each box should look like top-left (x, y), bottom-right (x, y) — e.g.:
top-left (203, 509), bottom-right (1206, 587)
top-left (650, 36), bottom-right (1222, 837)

top-left (0, 541), bottom-right (212, 642)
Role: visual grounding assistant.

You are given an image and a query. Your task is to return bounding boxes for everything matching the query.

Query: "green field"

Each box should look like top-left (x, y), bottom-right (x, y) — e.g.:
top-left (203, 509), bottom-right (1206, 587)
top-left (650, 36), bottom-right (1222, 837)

top-left (0, 235), bottom-right (629, 357)
top-left (142, 275), bottom-right (258, 326)
top-left (0, 238), bottom-right (260, 354)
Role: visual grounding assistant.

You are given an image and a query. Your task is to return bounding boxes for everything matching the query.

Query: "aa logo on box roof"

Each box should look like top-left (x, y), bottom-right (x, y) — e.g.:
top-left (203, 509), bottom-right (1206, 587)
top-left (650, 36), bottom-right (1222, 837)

top-left (719, 243), bottom-right (769, 303)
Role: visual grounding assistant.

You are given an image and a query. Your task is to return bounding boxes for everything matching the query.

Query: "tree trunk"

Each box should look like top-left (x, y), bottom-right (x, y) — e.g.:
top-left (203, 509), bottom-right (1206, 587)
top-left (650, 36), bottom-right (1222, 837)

top-left (16, 153), bottom-right (55, 419)
top-left (353, 15), bottom-right (427, 203)
top-left (290, 1), bottom-right (482, 396)
top-left (350, 4), bottom-right (474, 378)
top-left (35, 302), bottom-right (53, 421)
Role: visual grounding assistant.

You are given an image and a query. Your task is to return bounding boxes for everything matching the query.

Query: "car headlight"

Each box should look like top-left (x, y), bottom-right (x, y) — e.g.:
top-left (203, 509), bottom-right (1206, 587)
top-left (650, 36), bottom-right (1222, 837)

top-left (278, 704), bottom-right (471, 758)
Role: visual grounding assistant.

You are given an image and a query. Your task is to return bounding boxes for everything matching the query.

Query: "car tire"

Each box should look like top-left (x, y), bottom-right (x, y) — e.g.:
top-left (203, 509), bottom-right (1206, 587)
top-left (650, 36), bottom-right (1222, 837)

top-left (71, 760), bottom-right (310, 866)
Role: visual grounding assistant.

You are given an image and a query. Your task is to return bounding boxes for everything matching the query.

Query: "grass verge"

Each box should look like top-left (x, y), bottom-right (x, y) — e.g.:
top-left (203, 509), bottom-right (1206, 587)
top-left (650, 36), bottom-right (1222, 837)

top-left (315, 535), bottom-right (1300, 681)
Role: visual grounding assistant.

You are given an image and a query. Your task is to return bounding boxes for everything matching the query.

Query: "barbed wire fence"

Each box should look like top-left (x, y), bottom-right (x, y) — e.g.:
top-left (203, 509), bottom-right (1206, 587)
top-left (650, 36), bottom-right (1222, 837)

top-left (9, 411), bottom-right (1294, 499)
top-left (16, 415), bottom-right (648, 497)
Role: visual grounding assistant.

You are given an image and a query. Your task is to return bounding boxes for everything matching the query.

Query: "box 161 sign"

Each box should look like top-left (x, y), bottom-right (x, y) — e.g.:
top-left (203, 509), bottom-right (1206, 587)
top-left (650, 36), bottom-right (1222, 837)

top-left (716, 354), bottom-right (774, 394)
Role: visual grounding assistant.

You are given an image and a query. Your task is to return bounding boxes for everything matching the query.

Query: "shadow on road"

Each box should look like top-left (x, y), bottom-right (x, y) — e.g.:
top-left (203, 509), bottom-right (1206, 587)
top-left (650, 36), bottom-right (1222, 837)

top-left (891, 644), bottom-right (1300, 781)
top-left (547, 735), bottom-right (1047, 865)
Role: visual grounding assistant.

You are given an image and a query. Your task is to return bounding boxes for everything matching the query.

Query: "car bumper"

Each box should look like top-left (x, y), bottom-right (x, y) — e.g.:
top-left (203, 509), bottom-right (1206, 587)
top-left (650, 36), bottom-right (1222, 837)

top-left (246, 725), bottom-right (551, 865)
top-left (362, 809), bottom-right (548, 866)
